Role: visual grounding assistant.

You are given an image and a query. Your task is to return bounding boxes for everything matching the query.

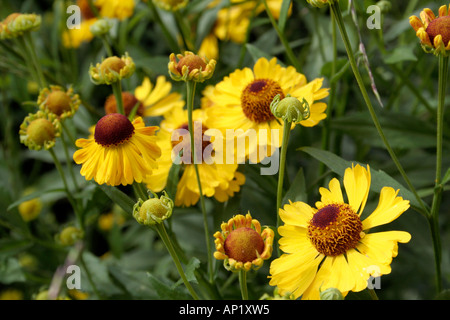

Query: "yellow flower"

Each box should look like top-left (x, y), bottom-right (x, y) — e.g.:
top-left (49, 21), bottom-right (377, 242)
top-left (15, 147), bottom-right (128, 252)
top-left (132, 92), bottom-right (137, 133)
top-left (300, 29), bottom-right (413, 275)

top-left (134, 76), bottom-right (185, 117)
top-left (213, 212), bottom-right (274, 272)
top-left (98, 211), bottom-right (125, 231)
top-left (38, 85), bottom-right (81, 119)
top-left (0, 289), bottom-right (23, 300)
top-left (95, 0), bottom-right (135, 20)
top-left (62, 18), bottom-right (96, 49)
top-left (18, 192), bottom-right (42, 222)
top-left (144, 106), bottom-right (245, 207)
top-left (205, 57), bottom-right (328, 162)
top-left (410, 5), bottom-right (450, 56)
top-left (168, 51), bottom-right (216, 82)
top-left (199, 0), bottom-right (291, 59)
top-left (89, 53), bottom-right (135, 85)
top-left (73, 114), bottom-right (161, 186)
top-left (269, 164), bottom-right (411, 300)
top-left (19, 111), bottom-right (61, 151)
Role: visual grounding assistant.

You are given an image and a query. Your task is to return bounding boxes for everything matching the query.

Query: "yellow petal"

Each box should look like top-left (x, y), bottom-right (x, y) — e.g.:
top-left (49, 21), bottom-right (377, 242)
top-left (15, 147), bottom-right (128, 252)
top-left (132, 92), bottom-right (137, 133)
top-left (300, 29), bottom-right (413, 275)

top-left (343, 164), bottom-right (371, 216)
top-left (362, 187), bottom-right (410, 230)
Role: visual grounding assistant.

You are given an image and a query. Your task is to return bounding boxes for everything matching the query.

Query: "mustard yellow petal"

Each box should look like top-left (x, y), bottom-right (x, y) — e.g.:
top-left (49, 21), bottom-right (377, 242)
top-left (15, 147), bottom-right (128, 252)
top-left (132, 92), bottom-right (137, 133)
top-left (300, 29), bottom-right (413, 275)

top-left (315, 177), bottom-right (344, 208)
top-left (278, 224), bottom-right (310, 254)
top-left (279, 201), bottom-right (314, 228)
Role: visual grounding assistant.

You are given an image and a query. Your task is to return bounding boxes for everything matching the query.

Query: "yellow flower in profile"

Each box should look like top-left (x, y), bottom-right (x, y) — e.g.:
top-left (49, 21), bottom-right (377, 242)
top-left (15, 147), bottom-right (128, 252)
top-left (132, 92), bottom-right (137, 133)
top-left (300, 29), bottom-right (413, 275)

top-left (269, 164), bottom-right (411, 300)
top-left (145, 106), bottom-right (245, 207)
top-left (213, 212), bottom-right (274, 272)
top-left (38, 85), bottom-right (81, 119)
top-left (205, 57), bottom-right (328, 162)
top-left (410, 5), bottom-right (450, 56)
top-left (73, 113), bottom-right (161, 186)
top-left (134, 76), bottom-right (185, 117)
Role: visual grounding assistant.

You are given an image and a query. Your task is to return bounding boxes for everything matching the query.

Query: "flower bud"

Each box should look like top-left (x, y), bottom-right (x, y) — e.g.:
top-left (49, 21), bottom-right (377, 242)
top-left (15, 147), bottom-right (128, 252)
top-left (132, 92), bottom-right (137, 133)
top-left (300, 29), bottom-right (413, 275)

top-left (306, 0), bottom-right (336, 8)
top-left (153, 0), bottom-right (188, 11)
top-left (168, 51), bottom-right (216, 82)
top-left (89, 53), bottom-right (135, 85)
top-left (90, 18), bottom-right (113, 37)
top-left (320, 287), bottom-right (344, 300)
top-left (58, 226), bottom-right (84, 246)
top-left (19, 111), bottom-right (61, 151)
top-left (133, 191), bottom-right (174, 226)
top-left (270, 94), bottom-right (310, 123)
top-left (0, 13), bottom-right (41, 40)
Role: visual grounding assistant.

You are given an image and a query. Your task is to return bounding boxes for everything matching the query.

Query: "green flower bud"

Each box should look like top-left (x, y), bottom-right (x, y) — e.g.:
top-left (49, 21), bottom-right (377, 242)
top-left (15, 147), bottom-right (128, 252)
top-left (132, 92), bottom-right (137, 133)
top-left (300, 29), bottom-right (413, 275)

top-left (270, 94), bottom-right (310, 123)
top-left (133, 191), bottom-right (174, 226)
top-left (306, 0), bottom-right (336, 8)
top-left (320, 287), bottom-right (344, 300)
top-left (90, 19), bottom-right (113, 37)
top-left (58, 226), bottom-right (84, 246)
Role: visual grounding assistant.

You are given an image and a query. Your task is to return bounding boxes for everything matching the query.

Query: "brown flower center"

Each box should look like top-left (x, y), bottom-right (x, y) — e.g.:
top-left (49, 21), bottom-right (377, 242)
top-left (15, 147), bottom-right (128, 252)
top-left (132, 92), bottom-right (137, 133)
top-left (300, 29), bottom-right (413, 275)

top-left (100, 56), bottom-right (126, 75)
top-left (171, 122), bottom-right (212, 164)
top-left (224, 227), bottom-right (264, 263)
top-left (426, 16), bottom-right (450, 46)
top-left (104, 92), bottom-right (144, 117)
top-left (241, 79), bottom-right (284, 123)
top-left (94, 113), bottom-right (135, 147)
top-left (307, 204), bottom-right (363, 256)
top-left (27, 118), bottom-right (55, 146)
top-left (45, 91), bottom-right (71, 116)
top-left (176, 55), bottom-right (207, 74)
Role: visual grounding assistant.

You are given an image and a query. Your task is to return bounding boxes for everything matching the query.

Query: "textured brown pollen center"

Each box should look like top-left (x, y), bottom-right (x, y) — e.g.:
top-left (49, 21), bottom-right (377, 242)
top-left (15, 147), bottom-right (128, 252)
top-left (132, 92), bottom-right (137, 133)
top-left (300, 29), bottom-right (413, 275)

top-left (176, 55), bottom-right (207, 74)
top-left (241, 79), bottom-right (284, 123)
top-left (224, 227), bottom-right (264, 263)
top-left (94, 113), bottom-right (135, 147)
top-left (307, 204), bottom-right (363, 256)
top-left (426, 16), bottom-right (450, 45)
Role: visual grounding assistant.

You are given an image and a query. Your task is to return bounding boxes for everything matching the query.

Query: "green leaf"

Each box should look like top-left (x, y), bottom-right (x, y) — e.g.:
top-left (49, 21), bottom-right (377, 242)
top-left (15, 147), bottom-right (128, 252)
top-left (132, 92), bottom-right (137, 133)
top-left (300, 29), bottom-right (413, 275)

top-left (383, 45), bottom-right (417, 64)
top-left (98, 185), bottom-right (135, 214)
top-left (0, 257), bottom-right (26, 284)
top-left (442, 167), bottom-right (450, 185)
top-left (282, 167), bottom-right (307, 205)
top-left (278, 0), bottom-right (292, 32)
top-left (147, 272), bottom-right (192, 300)
top-left (245, 43), bottom-right (273, 62)
top-left (299, 147), bottom-right (424, 211)
top-left (173, 257), bottom-right (200, 288)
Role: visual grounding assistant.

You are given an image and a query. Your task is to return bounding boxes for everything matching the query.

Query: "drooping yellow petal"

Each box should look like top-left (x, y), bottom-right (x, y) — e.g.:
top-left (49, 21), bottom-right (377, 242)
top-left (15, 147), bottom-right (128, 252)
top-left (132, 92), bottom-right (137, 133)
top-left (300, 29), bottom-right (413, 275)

top-left (362, 187), bottom-right (410, 230)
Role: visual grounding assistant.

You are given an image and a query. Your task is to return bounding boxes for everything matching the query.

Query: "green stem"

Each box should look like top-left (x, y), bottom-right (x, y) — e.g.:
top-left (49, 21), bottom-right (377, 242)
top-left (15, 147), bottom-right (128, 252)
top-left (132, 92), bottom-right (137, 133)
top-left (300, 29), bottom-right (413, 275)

top-left (111, 81), bottom-right (125, 115)
top-left (367, 288), bottom-right (379, 300)
top-left (156, 223), bottom-right (200, 300)
top-left (24, 32), bottom-right (47, 88)
top-left (329, 2), bottom-right (429, 217)
top-left (60, 121), bottom-right (79, 192)
top-left (428, 54), bottom-right (448, 293)
top-left (276, 119), bottom-right (291, 229)
top-left (14, 37), bottom-right (41, 88)
top-left (239, 269), bottom-right (248, 300)
top-left (48, 148), bottom-right (83, 231)
top-left (174, 10), bottom-right (194, 52)
top-left (186, 80), bottom-right (214, 283)
top-left (262, 0), bottom-right (302, 72)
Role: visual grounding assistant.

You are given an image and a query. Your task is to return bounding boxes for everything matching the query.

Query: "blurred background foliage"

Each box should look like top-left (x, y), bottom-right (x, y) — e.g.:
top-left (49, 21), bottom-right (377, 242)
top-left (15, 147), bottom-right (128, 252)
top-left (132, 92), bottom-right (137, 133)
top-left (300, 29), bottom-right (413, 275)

top-left (0, 0), bottom-right (449, 300)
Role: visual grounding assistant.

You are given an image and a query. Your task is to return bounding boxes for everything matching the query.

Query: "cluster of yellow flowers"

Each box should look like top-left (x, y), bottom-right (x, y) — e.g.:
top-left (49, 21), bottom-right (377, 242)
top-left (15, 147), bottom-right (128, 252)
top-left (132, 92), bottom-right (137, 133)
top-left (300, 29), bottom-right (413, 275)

top-left (5, 0), bottom-right (448, 301)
